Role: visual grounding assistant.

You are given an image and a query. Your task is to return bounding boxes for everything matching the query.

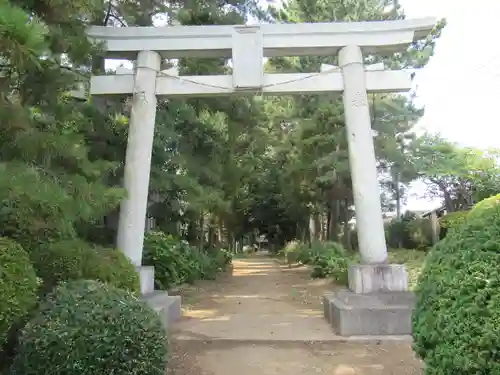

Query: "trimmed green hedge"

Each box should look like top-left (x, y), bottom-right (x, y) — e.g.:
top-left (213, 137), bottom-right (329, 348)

top-left (412, 196), bottom-right (500, 374)
top-left (30, 239), bottom-right (139, 294)
top-left (97, 246), bottom-right (140, 293)
top-left (468, 193), bottom-right (500, 220)
top-left (9, 280), bottom-right (166, 375)
top-left (0, 238), bottom-right (38, 347)
top-left (439, 211), bottom-right (469, 233)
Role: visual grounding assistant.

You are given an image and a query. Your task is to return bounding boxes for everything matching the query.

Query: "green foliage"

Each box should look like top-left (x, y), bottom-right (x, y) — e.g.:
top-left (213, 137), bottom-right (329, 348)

top-left (468, 193), bottom-right (500, 221)
top-left (407, 218), bottom-right (433, 249)
top-left (280, 240), bottom-right (303, 264)
top-left (386, 218), bottom-right (410, 247)
top-left (412, 198), bottom-right (500, 374)
top-left (287, 241), bottom-right (350, 284)
top-left (439, 211), bottom-right (469, 229)
top-left (0, 238), bottom-right (38, 347)
top-left (143, 231), bottom-right (231, 289)
top-left (30, 239), bottom-right (139, 294)
top-left (9, 280), bottom-right (167, 375)
top-left (97, 246), bottom-right (140, 293)
top-left (0, 163), bottom-right (77, 249)
top-left (386, 213), bottom-right (433, 250)
top-left (412, 134), bottom-right (500, 212)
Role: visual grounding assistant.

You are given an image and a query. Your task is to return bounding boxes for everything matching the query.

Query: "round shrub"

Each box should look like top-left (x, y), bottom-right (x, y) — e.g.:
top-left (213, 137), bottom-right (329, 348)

top-left (97, 246), bottom-right (140, 294)
top-left (439, 211), bottom-right (469, 234)
top-left (412, 199), bottom-right (500, 374)
top-left (468, 193), bottom-right (500, 221)
top-left (30, 239), bottom-right (100, 289)
top-left (9, 280), bottom-right (167, 375)
top-left (0, 238), bottom-right (38, 347)
top-left (31, 239), bottom-right (139, 294)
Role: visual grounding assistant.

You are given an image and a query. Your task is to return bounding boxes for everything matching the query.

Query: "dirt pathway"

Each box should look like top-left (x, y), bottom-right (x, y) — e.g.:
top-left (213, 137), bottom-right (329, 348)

top-left (167, 252), bottom-right (422, 375)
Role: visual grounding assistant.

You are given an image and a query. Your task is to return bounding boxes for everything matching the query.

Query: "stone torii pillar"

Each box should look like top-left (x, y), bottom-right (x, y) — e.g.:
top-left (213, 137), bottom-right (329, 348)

top-left (339, 45), bottom-right (388, 265)
top-left (338, 45), bottom-right (408, 294)
top-left (321, 49), bottom-right (408, 295)
top-left (117, 50), bottom-right (161, 269)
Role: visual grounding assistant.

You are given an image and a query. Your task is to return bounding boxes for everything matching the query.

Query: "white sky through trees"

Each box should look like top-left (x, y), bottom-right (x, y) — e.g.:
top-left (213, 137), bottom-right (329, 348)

top-left (401, 0), bottom-right (500, 211)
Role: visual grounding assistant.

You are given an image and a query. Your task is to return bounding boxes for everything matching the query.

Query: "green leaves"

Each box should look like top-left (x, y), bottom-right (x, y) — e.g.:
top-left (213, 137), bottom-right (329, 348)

top-left (10, 280), bottom-right (167, 375)
top-left (285, 241), bottom-right (351, 283)
top-left (0, 238), bottom-right (38, 347)
top-left (30, 239), bottom-right (140, 294)
top-left (143, 231), bottom-right (231, 289)
top-left (412, 134), bottom-right (500, 211)
top-left (412, 199), bottom-right (500, 374)
top-left (0, 0), bottom-right (48, 71)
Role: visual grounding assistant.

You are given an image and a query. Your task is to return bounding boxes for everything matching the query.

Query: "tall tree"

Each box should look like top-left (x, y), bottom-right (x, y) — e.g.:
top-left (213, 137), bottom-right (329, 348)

top-left (412, 134), bottom-right (500, 212)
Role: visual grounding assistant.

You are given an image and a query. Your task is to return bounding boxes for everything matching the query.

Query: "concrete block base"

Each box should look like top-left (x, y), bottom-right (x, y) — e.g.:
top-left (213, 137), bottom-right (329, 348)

top-left (323, 289), bottom-right (415, 336)
top-left (348, 263), bottom-right (409, 294)
top-left (137, 266), bottom-right (182, 330)
top-left (142, 291), bottom-right (182, 330)
top-left (137, 265), bottom-right (155, 295)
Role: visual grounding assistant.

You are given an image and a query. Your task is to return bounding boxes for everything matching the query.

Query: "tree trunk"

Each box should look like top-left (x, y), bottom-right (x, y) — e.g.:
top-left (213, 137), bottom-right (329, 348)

top-left (309, 213), bottom-right (320, 242)
top-left (319, 212), bottom-right (326, 241)
top-left (395, 171), bottom-right (401, 218)
top-left (198, 212), bottom-right (205, 251)
top-left (328, 200), bottom-right (340, 241)
top-left (217, 217), bottom-right (224, 246)
top-left (208, 214), bottom-right (216, 249)
top-left (343, 198), bottom-right (352, 250)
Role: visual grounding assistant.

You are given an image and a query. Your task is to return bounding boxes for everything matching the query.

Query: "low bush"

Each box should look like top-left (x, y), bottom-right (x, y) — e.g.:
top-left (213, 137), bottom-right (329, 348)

top-left (285, 241), bottom-right (351, 284)
top-left (386, 212), bottom-right (433, 250)
top-left (386, 218), bottom-right (409, 248)
top-left (308, 241), bottom-right (350, 283)
top-left (280, 241), bottom-right (307, 264)
top-left (97, 246), bottom-right (140, 293)
top-left (407, 218), bottom-right (433, 249)
top-left (412, 196), bottom-right (500, 374)
top-left (143, 231), bottom-right (231, 289)
top-left (9, 280), bottom-right (167, 375)
top-left (30, 239), bottom-right (139, 294)
top-left (0, 238), bottom-right (38, 347)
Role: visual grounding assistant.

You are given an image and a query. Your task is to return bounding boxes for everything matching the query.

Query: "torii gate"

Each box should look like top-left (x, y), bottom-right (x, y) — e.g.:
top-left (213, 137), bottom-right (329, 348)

top-left (86, 19), bottom-right (435, 309)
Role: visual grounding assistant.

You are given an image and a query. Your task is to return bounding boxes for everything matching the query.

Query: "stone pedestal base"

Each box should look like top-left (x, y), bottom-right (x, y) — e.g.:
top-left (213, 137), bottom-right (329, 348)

top-left (323, 263), bottom-right (414, 336)
top-left (136, 266), bottom-right (182, 329)
top-left (323, 290), bottom-right (415, 336)
top-left (137, 266), bottom-right (155, 295)
top-left (142, 291), bottom-right (182, 330)
top-left (348, 264), bottom-right (409, 294)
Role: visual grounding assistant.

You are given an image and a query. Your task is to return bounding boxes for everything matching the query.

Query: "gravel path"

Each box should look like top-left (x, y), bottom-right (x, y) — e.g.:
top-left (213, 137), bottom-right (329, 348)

top-left (166, 253), bottom-right (422, 375)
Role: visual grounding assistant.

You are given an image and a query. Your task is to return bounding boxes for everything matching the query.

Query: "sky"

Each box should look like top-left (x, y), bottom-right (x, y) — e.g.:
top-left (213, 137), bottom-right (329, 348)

top-left (398, 0), bottom-right (500, 211)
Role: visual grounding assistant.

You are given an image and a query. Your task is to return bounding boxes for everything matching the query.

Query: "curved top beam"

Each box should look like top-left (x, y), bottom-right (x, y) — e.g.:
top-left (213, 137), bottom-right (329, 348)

top-left (88, 18), bottom-right (436, 59)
